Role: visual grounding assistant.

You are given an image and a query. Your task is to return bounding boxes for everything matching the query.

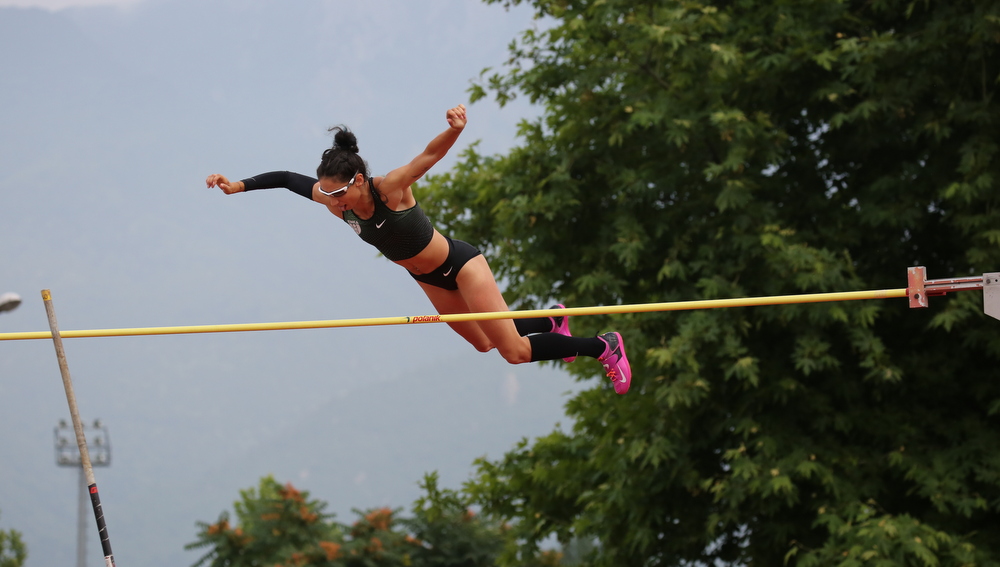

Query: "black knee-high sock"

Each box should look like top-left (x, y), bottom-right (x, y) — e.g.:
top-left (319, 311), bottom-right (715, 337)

top-left (528, 333), bottom-right (606, 362)
top-left (514, 316), bottom-right (554, 336)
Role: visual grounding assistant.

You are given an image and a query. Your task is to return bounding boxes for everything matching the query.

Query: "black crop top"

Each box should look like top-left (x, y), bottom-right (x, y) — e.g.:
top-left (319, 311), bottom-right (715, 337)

top-left (342, 179), bottom-right (435, 261)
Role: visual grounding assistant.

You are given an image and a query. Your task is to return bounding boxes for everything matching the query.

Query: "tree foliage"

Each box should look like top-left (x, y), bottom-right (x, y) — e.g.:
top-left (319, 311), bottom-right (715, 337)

top-left (187, 476), bottom-right (346, 567)
top-left (0, 511), bottom-right (27, 567)
top-left (186, 474), bottom-right (563, 567)
top-left (418, 0), bottom-right (1000, 564)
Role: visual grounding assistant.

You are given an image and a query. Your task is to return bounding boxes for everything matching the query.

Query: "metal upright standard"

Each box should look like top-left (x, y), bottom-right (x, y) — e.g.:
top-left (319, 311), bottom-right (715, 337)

top-left (42, 290), bottom-right (117, 567)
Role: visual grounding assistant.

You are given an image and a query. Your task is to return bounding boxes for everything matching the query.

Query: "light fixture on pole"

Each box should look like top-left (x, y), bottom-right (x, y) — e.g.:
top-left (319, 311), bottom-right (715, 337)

top-left (0, 292), bottom-right (20, 313)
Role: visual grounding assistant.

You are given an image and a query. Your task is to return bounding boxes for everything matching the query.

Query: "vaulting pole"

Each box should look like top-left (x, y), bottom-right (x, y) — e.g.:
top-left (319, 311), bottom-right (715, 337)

top-left (42, 290), bottom-right (117, 567)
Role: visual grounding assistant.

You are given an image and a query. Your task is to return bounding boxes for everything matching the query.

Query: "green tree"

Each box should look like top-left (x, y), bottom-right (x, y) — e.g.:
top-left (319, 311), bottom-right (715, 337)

top-left (419, 0), bottom-right (1000, 564)
top-left (402, 472), bottom-right (505, 566)
top-left (187, 474), bottom-right (546, 567)
top-left (187, 476), bottom-right (347, 567)
top-left (0, 511), bottom-right (27, 567)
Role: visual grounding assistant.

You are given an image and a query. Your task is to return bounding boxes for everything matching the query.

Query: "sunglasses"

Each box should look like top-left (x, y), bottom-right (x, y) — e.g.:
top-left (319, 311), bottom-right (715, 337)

top-left (317, 171), bottom-right (358, 198)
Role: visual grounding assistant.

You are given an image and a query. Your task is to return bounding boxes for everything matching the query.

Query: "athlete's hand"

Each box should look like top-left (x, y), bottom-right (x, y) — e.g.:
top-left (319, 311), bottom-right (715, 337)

top-left (446, 104), bottom-right (467, 131)
top-left (206, 173), bottom-right (243, 194)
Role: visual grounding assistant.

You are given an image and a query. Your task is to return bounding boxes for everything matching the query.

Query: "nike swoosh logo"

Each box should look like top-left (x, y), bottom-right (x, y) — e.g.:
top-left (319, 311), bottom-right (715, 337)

top-left (375, 219), bottom-right (386, 228)
top-left (442, 267), bottom-right (453, 277)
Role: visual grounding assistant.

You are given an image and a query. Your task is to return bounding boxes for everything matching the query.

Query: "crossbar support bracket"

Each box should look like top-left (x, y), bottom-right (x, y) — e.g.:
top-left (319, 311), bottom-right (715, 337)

top-left (907, 265), bottom-right (999, 321)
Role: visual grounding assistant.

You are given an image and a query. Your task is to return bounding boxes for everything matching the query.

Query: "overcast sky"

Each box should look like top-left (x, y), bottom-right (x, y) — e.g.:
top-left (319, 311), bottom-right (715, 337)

top-left (0, 0), bottom-right (139, 9)
top-left (0, 0), bottom-right (139, 8)
top-left (0, 2), bottom-right (593, 566)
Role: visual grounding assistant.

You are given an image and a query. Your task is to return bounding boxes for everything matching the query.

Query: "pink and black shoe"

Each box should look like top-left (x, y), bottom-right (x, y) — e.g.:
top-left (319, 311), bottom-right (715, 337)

top-left (598, 331), bottom-right (631, 394)
top-left (550, 304), bottom-right (576, 362)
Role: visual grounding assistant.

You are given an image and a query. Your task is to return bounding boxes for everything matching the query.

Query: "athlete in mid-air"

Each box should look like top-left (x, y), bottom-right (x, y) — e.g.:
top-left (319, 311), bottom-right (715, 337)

top-left (206, 104), bottom-right (631, 393)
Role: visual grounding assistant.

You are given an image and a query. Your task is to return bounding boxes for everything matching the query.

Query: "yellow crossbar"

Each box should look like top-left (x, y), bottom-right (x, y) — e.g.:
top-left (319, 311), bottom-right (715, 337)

top-left (0, 288), bottom-right (908, 341)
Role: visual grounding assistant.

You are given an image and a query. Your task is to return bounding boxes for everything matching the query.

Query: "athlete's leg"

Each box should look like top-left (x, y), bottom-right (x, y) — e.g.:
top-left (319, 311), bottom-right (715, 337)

top-left (513, 304), bottom-right (569, 337)
top-left (414, 280), bottom-right (495, 353)
top-left (452, 255), bottom-right (534, 364)
top-left (422, 251), bottom-right (632, 393)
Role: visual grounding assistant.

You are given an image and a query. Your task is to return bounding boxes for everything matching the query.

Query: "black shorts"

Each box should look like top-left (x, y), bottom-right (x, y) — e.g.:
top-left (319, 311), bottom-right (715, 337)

top-left (409, 237), bottom-right (482, 291)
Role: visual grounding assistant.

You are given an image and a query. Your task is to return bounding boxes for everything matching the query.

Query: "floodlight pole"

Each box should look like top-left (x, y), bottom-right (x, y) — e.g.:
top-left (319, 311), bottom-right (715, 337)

top-left (56, 419), bottom-right (111, 567)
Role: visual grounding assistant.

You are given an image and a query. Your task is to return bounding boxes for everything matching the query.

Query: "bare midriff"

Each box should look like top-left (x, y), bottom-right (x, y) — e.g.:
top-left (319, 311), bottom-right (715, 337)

top-left (392, 230), bottom-right (450, 275)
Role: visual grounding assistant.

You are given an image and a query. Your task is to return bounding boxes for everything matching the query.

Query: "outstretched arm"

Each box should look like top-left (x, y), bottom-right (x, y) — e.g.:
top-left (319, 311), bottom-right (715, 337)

top-left (206, 173), bottom-right (244, 194)
top-left (381, 104), bottom-right (467, 192)
top-left (206, 171), bottom-right (318, 200)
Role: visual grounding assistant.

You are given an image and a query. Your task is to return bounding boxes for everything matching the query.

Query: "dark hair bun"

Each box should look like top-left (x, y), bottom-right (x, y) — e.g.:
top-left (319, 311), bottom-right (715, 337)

top-left (331, 126), bottom-right (359, 153)
top-left (317, 125), bottom-right (368, 180)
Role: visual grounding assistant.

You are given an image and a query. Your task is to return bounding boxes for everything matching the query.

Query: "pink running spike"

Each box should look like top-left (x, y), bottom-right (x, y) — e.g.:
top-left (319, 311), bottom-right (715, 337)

top-left (598, 331), bottom-right (631, 394)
